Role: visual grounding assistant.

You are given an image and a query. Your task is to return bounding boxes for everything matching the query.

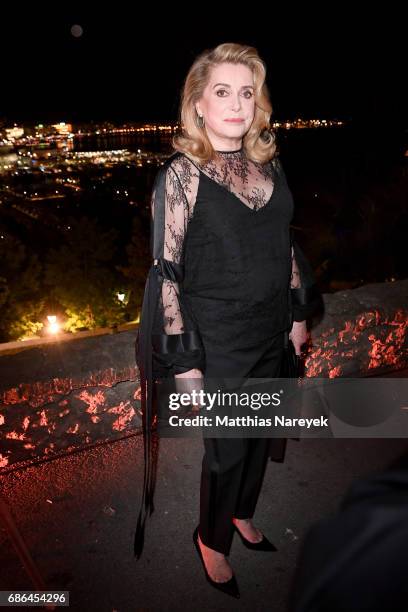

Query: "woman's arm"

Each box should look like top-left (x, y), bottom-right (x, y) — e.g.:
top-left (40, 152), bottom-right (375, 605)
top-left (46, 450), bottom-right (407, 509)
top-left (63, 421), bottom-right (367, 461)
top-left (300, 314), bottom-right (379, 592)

top-left (274, 155), bottom-right (323, 354)
top-left (150, 162), bottom-right (205, 380)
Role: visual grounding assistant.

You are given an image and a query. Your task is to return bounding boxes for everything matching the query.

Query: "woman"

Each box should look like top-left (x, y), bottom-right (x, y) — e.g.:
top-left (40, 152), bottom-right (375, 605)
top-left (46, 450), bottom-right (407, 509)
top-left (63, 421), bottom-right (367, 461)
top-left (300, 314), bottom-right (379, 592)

top-left (135, 42), bottom-right (321, 598)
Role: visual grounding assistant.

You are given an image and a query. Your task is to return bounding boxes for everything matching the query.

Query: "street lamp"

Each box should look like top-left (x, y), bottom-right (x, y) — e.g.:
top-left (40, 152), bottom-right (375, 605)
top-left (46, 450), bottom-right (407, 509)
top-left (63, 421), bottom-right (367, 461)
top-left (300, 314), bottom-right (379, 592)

top-left (46, 315), bottom-right (60, 334)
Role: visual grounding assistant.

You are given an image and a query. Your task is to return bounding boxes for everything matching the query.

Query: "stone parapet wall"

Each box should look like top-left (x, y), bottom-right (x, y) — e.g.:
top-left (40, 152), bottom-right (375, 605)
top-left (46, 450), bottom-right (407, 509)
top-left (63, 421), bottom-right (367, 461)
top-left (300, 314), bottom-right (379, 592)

top-left (1, 280), bottom-right (407, 472)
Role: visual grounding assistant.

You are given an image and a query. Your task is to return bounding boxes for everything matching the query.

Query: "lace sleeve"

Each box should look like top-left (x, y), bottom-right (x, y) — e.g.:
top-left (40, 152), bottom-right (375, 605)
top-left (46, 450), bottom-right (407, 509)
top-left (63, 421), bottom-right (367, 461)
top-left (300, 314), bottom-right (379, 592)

top-left (150, 161), bottom-right (205, 377)
top-left (274, 156), bottom-right (323, 322)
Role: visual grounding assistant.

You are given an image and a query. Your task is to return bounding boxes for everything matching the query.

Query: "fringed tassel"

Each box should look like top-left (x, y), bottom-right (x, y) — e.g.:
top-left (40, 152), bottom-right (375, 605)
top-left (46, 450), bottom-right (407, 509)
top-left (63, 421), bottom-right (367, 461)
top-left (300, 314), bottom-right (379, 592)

top-left (134, 265), bottom-right (160, 559)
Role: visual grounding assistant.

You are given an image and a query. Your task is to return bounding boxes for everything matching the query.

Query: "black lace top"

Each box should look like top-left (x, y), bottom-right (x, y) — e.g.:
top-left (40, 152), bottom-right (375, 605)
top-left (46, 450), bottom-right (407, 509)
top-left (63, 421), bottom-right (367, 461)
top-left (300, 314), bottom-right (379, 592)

top-left (148, 147), bottom-right (316, 377)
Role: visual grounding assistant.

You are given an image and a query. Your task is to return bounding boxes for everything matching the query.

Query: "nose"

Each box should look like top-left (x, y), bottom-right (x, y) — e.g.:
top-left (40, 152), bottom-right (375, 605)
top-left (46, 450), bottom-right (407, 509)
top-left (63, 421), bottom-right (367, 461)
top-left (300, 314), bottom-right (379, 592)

top-left (230, 93), bottom-right (242, 112)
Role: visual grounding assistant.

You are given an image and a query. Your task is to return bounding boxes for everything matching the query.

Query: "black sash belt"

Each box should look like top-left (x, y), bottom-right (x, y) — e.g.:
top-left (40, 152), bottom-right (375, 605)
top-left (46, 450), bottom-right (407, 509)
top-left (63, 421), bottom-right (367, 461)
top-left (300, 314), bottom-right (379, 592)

top-left (290, 284), bottom-right (320, 306)
top-left (152, 329), bottom-right (203, 354)
top-left (155, 257), bottom-right (184, 283)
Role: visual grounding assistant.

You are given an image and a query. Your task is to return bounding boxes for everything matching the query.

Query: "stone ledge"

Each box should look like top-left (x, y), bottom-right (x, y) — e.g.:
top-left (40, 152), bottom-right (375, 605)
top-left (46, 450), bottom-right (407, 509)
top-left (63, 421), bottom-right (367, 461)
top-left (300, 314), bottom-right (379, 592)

top-left (1, 280), bottom-right (407, 472)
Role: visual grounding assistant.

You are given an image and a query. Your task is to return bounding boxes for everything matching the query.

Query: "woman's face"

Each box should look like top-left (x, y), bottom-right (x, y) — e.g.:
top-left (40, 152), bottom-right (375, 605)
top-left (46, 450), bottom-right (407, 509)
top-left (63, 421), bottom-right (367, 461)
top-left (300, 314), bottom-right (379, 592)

top-left (195, 62), bottom-right (256, 150)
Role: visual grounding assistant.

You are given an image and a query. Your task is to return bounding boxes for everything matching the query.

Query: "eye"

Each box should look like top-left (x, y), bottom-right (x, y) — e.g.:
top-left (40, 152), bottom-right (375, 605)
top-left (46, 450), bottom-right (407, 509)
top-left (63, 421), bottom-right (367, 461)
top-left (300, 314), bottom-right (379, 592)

top-left (216, 89), bottom-right (228, 96)
top-left (242, 90), bottom-right (253, 98)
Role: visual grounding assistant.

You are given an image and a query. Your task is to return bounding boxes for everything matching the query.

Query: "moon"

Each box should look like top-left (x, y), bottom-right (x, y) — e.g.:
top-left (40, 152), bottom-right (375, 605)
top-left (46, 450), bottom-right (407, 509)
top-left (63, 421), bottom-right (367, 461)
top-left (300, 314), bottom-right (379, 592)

top-left (70, 24), bottom-right (84, 38)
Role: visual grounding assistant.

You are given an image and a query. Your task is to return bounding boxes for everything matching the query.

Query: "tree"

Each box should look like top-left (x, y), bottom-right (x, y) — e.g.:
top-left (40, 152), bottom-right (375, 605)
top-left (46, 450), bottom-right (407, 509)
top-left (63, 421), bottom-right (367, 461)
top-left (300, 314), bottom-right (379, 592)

top-left (0, 235), bottom-right (44, 341)
top-left (120, 215), bottom-right (150, 321)
top-left (44, 215), bottom-right (125, 329)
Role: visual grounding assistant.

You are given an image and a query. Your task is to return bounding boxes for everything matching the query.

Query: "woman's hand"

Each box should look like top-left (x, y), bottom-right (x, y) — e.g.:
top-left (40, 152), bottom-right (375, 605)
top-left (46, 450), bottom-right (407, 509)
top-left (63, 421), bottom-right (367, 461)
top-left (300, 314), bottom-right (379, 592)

top-left (289, 320), bottom-right (308, 356)
top-left (174, 369), bottom-right (204, 411)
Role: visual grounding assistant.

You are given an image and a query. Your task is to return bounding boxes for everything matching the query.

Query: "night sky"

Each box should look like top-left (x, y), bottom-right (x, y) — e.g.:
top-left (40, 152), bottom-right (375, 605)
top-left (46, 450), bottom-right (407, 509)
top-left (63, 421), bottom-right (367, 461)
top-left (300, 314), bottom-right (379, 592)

top-left (2, 7), bottom-right (406, 128)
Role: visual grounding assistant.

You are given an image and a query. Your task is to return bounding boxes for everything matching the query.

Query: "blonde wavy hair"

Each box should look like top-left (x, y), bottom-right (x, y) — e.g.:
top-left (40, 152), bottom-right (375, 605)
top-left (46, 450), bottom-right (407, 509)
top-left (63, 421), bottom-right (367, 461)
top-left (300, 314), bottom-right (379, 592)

top-left (172, 42), bottom-right (277, 164)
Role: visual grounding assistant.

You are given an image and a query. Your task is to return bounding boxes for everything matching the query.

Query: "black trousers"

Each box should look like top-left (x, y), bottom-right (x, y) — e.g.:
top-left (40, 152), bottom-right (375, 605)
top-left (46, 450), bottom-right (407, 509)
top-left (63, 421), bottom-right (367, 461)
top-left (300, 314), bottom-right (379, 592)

top-left (199, 331), bottom-right (285, 555)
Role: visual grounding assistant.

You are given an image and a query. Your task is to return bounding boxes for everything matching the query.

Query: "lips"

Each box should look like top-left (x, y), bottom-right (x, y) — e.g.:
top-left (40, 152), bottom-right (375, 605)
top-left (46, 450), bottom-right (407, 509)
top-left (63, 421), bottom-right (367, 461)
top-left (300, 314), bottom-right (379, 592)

top-left (224, 119), bottom-right (244, 123)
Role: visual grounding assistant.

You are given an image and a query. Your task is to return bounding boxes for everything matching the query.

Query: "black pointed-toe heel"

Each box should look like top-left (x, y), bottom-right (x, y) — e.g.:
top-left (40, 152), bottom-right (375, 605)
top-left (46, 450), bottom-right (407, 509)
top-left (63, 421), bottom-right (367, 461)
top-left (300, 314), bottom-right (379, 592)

top-left (193, 526), bottom-right (240, 599)
top-left (233, 523), bottom-right (278, 551)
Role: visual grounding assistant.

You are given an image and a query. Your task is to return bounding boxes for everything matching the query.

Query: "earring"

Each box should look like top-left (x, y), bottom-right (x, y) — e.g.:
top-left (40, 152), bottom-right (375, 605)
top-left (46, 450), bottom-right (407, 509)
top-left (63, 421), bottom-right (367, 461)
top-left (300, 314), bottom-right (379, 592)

top-left (196, 113), bottom-right (205, 128)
